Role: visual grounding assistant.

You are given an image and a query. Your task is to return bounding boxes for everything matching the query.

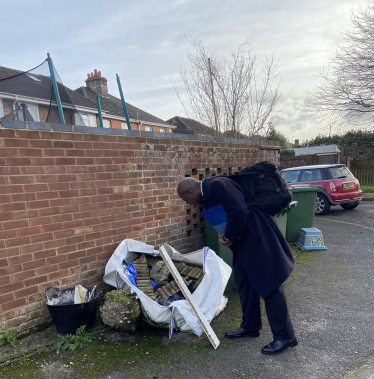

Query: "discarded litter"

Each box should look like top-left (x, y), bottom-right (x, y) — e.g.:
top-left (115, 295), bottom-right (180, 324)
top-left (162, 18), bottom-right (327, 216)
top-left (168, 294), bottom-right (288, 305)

top-left (45, 285), bottom-right (101, 335)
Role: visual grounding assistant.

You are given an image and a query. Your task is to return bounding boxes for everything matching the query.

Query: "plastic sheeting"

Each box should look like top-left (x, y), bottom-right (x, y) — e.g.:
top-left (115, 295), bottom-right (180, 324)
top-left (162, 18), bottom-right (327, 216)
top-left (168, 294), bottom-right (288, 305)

top-left (103, 239), bottom-right (232, 337)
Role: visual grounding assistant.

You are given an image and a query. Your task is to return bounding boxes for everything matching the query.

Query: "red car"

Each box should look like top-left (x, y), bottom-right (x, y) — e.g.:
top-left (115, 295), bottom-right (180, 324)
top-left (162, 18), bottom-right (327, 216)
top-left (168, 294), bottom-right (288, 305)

top-left (280, 164), bottom-right (362, 215)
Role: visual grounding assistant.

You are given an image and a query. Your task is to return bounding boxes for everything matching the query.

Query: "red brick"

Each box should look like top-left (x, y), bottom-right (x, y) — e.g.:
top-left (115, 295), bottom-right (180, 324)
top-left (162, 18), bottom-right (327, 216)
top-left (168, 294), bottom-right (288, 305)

top-left (58, 259), bottom-right (79, 270)
top-left (0, 167), bottom-right (20, 175)
top-left (15, 286), bottom-right (39, 298)
top-left (0, 212), bottom-right (14, 222)
top-left (43, 149), bottom-right (65, 157)
top-left (25, 275), bottom-right (48, 287)
top-left (29, 216), bottom-right (52, 226)
top-left (0, 293), bottom-right (14, 305)
top-left (0, 281), bottom-right (24, 295)
top-left (0, 258), bottom-right (8, 268)
top-left (20, 242), bottom-right (43, 255)
top-left (33, 249), bottom-right (56, 260)
top-left (31, 157), bottom-right (55, 166)
top-left (55, 158), bottom-right (76, 165)
top-left (0, 229), bottom-right (18, 239)
top-left (0, 276), bottom-right (10, 286)
top-left (47, 255), bottom-right (67, 265)
top-left (23, 259), bottom-right (46, 271)
top-left (36, 191), bottom-right (59, 200)
top-left (2, 298), bottom-right (26, 312)
top-left (61, 274), bottom-right (80, 285)
top-left (30, 232), bottom-right (54, 244)
top-left (24, 183), bottom-right (49, 192)
top-left (1, 202), bottom-right (26, 212)
top-left (12, 269), bottom-right (36, 282)
top-left (6, 157), bottom-right (32, 166)
top-left (5, 235), bottom-right (30, 248)
top-left (75, 226), bottom-right (94, 235)
top-left (26, 200), bottom-right (50, 210)
top-left (44, 166), bottom-right (66, 174)
top-left (8, 254), bottom-right (33, 266)
top-left (49, 269), bottom-right (69, 279)
top-left (20, 166), bottom-right (44, 174)
top-left (36, 264), bottom-right (58, 276)
top-left (11, 192), bottom-right (36, 202)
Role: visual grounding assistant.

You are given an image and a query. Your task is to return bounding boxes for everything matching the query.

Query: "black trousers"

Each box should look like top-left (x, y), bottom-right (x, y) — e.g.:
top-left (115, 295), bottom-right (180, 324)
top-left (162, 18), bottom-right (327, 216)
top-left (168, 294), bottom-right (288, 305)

top-left (233, 255), bottom-right (295, 341)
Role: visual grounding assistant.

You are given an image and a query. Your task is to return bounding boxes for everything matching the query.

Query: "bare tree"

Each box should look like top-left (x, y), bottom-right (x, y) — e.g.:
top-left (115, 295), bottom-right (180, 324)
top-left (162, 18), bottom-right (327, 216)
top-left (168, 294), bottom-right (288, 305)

top-left (306, 1), bottom-right (374, 129)
top-left (173, 37), bottom-right (280, 138)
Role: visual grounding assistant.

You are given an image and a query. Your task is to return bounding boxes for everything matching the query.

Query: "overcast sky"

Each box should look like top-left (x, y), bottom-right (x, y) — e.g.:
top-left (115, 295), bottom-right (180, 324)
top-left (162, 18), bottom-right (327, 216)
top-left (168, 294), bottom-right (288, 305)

top-left (0, 0), bottom-right (368, 141)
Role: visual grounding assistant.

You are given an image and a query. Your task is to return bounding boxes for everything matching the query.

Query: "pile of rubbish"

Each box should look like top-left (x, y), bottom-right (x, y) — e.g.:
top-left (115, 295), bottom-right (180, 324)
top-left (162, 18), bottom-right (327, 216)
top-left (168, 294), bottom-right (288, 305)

top-left (103, 239), bottom-right (232, 338)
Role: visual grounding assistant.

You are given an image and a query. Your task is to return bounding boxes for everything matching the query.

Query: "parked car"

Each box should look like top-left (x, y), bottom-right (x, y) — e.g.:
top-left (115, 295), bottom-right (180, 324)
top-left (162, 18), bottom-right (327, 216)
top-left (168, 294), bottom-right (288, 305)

top-left (280, 164), bottom-right (362, 215)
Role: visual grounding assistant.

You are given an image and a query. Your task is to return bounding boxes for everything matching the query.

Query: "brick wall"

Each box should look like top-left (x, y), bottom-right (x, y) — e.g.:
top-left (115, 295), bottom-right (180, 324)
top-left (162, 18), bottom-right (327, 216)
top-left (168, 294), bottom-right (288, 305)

top-left (0, 126), bottom-right (278, 334)
top-left (279, 157), bottom-right (307, 170)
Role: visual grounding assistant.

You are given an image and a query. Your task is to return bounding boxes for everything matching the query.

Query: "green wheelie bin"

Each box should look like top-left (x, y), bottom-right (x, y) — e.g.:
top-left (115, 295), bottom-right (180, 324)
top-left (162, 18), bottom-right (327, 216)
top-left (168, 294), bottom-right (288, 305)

top-left (273, 201), bottom-right (298, 238)
top-left (286, 184), bottom-right (323, 242)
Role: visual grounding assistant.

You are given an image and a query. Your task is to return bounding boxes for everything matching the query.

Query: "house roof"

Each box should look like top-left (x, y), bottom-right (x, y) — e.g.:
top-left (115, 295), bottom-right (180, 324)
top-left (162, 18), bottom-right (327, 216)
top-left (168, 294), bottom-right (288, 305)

top-left (292, 145), bottom-right (341, 156)
top-left (74, 86), bottom-right (170, 126)
top-left (0, 65), bottom-right (170, 127)
top-left (166, 116), bottom-right (217, 136)
top-left (0, 65), bottom-right (95, 109)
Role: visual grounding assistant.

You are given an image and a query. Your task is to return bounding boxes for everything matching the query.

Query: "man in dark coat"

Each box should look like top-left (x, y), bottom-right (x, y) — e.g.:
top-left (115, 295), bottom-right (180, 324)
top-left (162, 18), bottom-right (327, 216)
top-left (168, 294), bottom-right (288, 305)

top-left (177, 176), bottom-right (297, 355)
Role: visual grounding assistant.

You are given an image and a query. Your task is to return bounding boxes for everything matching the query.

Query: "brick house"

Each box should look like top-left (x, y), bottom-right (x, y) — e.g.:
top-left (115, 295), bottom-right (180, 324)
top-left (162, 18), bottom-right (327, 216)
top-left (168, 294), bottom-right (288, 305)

top-left (0, 66), bottom-right (173, 133)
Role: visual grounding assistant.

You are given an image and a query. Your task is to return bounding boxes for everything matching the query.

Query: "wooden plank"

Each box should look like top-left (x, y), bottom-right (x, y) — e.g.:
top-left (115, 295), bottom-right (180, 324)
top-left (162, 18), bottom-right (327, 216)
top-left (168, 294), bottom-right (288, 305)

top-left (158, 244), bottom-right (220, 350)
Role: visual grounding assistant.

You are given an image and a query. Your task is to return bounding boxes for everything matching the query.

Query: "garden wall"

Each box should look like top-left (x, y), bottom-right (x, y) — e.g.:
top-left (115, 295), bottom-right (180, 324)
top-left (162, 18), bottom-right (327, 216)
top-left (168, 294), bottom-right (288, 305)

top-left (0, 120), bottom-right (279, 333)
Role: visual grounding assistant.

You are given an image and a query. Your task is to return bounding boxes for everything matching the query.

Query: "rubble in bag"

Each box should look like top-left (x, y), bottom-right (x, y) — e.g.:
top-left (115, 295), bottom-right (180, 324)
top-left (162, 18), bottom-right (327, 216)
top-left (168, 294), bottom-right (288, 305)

top-left (100, 289), bottom-right (140, 333)
top-left (130, 253), bottom-right (205, 305)
top-left (132, 254), bottom-right (157, 301)
top-left (150, 261), bottom-right (170, 282)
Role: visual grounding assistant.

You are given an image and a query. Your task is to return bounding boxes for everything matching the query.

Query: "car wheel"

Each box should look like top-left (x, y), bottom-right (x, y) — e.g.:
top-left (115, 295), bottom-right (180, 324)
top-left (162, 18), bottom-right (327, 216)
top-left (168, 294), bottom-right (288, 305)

top-left (340, 201), bottom-right (360, 210)
top-left (315, 194), bottom-right (331, 215)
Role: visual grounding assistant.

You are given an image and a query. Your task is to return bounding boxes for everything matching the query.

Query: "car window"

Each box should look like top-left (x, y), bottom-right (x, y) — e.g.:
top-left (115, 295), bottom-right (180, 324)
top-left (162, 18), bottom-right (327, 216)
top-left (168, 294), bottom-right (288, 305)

top-left (281, 170), bottom-right (300, 183)
top-left (301, 169), bottom-right (323, 182)
top-left (328, 166), bottom-right (353, 179)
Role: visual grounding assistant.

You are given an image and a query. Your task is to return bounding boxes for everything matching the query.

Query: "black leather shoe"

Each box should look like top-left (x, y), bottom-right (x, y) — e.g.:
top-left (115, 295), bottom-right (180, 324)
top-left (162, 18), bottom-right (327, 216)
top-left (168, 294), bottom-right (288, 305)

top-left (225, 327), bottom-right (260, 339)
top-left (261, 337), bottom-right (298, 355)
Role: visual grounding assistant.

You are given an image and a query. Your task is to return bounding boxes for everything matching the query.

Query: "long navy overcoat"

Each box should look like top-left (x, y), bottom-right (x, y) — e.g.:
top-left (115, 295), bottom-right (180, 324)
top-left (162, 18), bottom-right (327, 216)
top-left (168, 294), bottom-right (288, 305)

top-left (202, 176), bottom-right (294, 298)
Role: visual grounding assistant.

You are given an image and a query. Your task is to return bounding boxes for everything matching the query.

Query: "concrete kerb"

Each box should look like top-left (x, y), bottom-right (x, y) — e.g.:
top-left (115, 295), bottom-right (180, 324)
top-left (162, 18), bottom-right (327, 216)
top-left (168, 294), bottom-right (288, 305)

top-left (0, 120), bottom-right (265, 147)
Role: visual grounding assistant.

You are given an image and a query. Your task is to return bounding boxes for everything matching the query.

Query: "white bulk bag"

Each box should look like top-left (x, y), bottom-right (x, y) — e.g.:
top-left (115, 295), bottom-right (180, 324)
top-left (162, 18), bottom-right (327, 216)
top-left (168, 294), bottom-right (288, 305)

top-left (103, 239), bottom-right (232, 337)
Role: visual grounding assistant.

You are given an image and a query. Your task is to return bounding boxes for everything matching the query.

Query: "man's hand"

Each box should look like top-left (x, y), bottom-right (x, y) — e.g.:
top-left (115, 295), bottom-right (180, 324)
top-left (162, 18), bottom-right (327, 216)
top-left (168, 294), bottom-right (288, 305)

top-left (219, 233), bottom-right (233, 248)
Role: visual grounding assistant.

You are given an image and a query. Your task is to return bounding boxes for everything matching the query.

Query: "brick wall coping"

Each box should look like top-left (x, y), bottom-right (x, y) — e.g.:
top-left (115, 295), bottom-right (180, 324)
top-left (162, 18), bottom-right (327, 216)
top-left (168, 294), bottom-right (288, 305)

top-left (0, 119), bottom-right (262, 146)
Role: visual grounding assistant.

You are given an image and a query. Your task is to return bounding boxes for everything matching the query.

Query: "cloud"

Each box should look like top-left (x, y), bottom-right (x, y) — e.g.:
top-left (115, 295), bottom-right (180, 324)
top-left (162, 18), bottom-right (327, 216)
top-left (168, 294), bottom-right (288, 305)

top-left (0, 0), bottom-right (368, 139)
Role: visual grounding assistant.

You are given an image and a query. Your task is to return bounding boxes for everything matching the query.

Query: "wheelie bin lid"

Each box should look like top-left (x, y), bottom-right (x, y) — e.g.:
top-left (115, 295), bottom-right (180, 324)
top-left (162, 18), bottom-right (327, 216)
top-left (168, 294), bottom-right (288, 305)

top-left (289, 184), bottom-right (323, 193)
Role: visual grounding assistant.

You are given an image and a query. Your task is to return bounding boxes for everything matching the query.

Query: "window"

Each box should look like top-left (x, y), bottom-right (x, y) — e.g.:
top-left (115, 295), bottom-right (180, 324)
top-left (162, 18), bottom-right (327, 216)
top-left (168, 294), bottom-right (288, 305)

top-left (159, 128), bottom-right (165, 133)
top-left (144, 126), bottom-right (152, 131)
top-left (301, 169), bottom-right (323, 182)
top-left (75, 113), bottom-right (96, 127)
top-left (328, 166), bottom-right (353, 179)
top-left (281, 170), bottom-right (301, 183)
top-left (121, 122), bottom-right (129, 129)
top-left (103, 120), bottom-right (111, 128)
top-left (18, 103), bottom-right (39, 122)
top-left (0, 98), bottom-right (3, 118)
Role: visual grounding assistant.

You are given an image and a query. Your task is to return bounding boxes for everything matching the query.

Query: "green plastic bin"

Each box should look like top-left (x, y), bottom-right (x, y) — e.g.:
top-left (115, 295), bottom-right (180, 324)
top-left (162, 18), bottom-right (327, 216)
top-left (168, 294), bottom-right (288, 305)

top-left (286, 185), bottom-right (323, 242)
top-left (274, 201), bottom-right (298, 238)
top-left (205, 221), bottom-right (236, 288)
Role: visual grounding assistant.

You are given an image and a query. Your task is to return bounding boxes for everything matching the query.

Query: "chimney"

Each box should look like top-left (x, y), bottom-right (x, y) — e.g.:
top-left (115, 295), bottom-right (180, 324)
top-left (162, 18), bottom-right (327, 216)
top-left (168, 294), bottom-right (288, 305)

top-left (85, 70), bottom-right (108, 96)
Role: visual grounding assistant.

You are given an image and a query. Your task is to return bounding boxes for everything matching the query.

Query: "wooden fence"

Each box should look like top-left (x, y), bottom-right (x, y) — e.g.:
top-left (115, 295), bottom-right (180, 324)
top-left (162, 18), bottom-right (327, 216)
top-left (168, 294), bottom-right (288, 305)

top-left (351, 169), bottom-right (374, 185)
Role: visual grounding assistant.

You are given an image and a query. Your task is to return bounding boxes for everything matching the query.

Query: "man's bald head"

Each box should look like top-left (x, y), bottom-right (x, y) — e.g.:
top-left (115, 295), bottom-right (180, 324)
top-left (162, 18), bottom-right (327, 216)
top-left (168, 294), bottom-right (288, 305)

top-left (177, 177), bottom-right (202, 207)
